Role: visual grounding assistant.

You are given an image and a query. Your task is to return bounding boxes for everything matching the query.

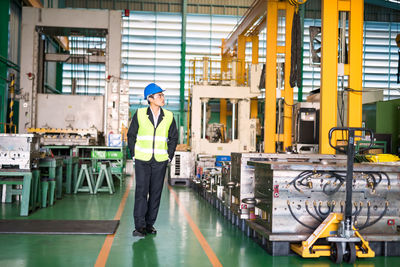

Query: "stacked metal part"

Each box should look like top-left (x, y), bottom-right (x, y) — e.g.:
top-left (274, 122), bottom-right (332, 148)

top-left (248, 159), bottom-right (400, 256)
top-left (0, 134), bottom-right (41, 169)
top-left (27, 128), bottom-right (99, 146)
top-left (192, 152), bottom-right (400, 256)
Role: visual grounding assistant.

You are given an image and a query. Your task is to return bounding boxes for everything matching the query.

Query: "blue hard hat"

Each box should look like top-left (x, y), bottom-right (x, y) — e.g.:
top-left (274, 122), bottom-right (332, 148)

top-left (144, 83), bottom-right (164, 100)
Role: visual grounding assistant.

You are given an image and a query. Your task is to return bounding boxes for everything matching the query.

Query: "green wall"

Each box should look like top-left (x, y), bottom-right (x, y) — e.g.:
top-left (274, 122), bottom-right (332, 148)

top-left (363, 98), bottom-right (400, 153)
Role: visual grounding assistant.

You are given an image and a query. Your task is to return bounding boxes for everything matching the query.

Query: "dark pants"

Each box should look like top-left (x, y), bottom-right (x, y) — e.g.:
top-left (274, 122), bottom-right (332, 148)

top-left (134, 158), bottom-right (168, 229)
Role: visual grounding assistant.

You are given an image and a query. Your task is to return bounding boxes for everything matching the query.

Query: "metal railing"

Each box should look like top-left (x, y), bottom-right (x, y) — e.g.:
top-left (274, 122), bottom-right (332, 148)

top-left (187, 57), bottom-right (250, 89)
top-left (0, 123), bottom-right (17, 134)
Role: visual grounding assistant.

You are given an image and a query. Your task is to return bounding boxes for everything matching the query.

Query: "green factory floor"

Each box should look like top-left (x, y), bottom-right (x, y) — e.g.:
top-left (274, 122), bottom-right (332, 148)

top-left (1, 172), bottom-right (400, 267)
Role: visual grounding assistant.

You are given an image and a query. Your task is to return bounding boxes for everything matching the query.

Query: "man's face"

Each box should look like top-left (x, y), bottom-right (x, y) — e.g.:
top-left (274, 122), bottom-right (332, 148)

top-left (149, 92), bottom-right (165, 106)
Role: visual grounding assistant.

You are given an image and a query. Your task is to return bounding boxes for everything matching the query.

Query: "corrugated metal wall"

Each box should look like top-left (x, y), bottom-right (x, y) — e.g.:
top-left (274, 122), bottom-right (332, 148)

top-left (120, 11), bottom-right (244, 110)
top-left (304, 0), bottom-right (400, 22)
top-left (301, 20), bottom-right (400, 101)
top-left (62, 11), bottom-right (400, 109)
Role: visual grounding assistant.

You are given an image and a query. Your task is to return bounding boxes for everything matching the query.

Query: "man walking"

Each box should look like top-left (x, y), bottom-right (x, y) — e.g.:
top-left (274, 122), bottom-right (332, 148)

top-left (127, 83), bottom-right (178, 237)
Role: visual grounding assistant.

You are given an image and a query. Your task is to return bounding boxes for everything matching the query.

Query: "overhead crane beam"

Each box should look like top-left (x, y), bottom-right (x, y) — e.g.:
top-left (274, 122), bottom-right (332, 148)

top-left (248, 16), bottom-right (266, 37)
top-left (223, 0), bottom-right (267, 55)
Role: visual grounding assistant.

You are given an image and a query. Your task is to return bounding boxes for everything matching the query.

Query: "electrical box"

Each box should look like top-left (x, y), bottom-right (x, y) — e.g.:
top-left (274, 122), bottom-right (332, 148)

top-left (293, 102), bottom-right (320, 152)
top-left (169, 151), bottom-right (195, 180)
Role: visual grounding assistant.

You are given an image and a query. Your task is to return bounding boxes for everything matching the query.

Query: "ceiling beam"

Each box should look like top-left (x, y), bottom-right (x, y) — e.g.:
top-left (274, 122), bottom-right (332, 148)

top-left (223, 0), bottom-right (267, 54)
top-left (23, 0), bottom-right (43, 8)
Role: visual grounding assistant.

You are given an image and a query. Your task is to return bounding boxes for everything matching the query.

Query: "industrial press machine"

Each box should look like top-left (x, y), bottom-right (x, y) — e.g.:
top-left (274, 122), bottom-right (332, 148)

top-left (18, 7), bottom-right (129, 146)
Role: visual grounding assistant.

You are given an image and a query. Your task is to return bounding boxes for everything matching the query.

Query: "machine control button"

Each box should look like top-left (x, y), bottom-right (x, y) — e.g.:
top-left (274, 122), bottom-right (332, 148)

top-left (387, 219), bottom-right (395, 226)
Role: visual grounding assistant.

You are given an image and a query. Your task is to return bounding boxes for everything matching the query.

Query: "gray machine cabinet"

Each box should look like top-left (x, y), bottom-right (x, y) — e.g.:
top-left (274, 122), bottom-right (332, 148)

top-left (170, 151), bottom-right (195, 180)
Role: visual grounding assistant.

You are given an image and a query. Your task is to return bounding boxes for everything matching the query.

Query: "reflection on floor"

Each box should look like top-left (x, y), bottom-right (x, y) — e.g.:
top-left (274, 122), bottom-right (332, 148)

top-left (0, 168), bottom-right (400, 266)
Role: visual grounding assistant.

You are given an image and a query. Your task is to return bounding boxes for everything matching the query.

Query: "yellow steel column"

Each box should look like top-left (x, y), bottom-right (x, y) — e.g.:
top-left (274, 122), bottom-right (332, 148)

top-left (347, 0), bottom-right (363, 127)
top-left (283, 3), bottom-right (294, 150)
top-left (220, 39), bottom-right (228, 128)
top-left (251, 35), bottom-right (259, 64)
top-left (221, 39), bottom-right (229, 74)
top-left (237, 34), bottom-right (246, 85)
top-left (251, 99), bottom-right (258, 119)
top-left (264, 0), bottom-right (278, 153)
top-left (251, 35), bottom-right (259, 119)
top-left (220, 99), bottom-right (227, 127)
top-left (320, 0), bottom-right (338, 154)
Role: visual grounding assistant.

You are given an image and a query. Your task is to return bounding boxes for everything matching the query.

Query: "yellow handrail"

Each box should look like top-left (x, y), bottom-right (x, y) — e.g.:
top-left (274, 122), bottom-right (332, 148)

top-left (188, 57), bottom-right (250, 86)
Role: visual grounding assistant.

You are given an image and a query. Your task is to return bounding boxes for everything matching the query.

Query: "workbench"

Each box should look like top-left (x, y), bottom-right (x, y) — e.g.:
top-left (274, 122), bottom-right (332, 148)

top-left (0, 169), bottom-right (40, 216)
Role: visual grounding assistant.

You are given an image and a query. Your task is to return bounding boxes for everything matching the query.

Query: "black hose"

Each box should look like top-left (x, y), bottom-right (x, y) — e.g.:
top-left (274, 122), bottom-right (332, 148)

top-left (367, 173), bottom-right (377, 189)
top-left (287, 201), bottom-right (315, 230)
top-left (322, 179), bottom-right (343, 196)
top-left (322, 172), bottom-right (345, 196)
top-left (374, 172), bottom-right (382, 185)
top-left (381, 172), bottom-right (391, 189)
top-left (354, 203), bottom-right (363, 225)
top-left (330, 202), bottom-right (336, 213)
top-left (358, 203), bottom-right (371, 230)
top-left (305, 202), bottom-right (323, 223)
top-left (352, 203), bottom-right (358, 216)
top-left (314, 202), bottom-right (326, 220)
top-left (359, 202), bottom-right (389, 230)
top-left (318, 202), bottom-right (331, 216)
top-left (289, 170), bottom-right (313, 192)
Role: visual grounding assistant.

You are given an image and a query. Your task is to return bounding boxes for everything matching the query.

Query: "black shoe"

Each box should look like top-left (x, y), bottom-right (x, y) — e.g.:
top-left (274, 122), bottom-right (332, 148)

top-left (132, 228), bottom-right (147, 237)
top-left (146, 226), bottom-right (157, 234)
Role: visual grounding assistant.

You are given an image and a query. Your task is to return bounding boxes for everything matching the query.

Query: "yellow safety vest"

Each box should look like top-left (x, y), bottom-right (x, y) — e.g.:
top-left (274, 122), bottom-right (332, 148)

top-left (135, 107), bottom-right (173, 162)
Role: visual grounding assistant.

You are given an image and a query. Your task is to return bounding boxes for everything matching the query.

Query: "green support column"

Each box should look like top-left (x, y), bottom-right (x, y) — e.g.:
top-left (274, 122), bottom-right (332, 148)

top-left (179, 0), bottom-right (188, 134)
top-left (0, 0), bottom-right (10, 131)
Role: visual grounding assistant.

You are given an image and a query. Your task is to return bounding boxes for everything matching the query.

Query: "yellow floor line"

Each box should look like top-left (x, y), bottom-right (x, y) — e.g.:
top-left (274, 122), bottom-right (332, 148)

top-left (168, 185), bottom-right (223, 267)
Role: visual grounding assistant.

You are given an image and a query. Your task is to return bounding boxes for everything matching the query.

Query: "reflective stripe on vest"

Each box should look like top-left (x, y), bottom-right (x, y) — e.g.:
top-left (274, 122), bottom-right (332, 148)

top-left (135, 107), bottom-right (173, 162)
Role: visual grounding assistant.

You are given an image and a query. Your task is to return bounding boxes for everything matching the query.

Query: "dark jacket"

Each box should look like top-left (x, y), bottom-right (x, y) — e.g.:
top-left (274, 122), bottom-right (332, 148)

top-left (127, 107), bottom-right (178, 161)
